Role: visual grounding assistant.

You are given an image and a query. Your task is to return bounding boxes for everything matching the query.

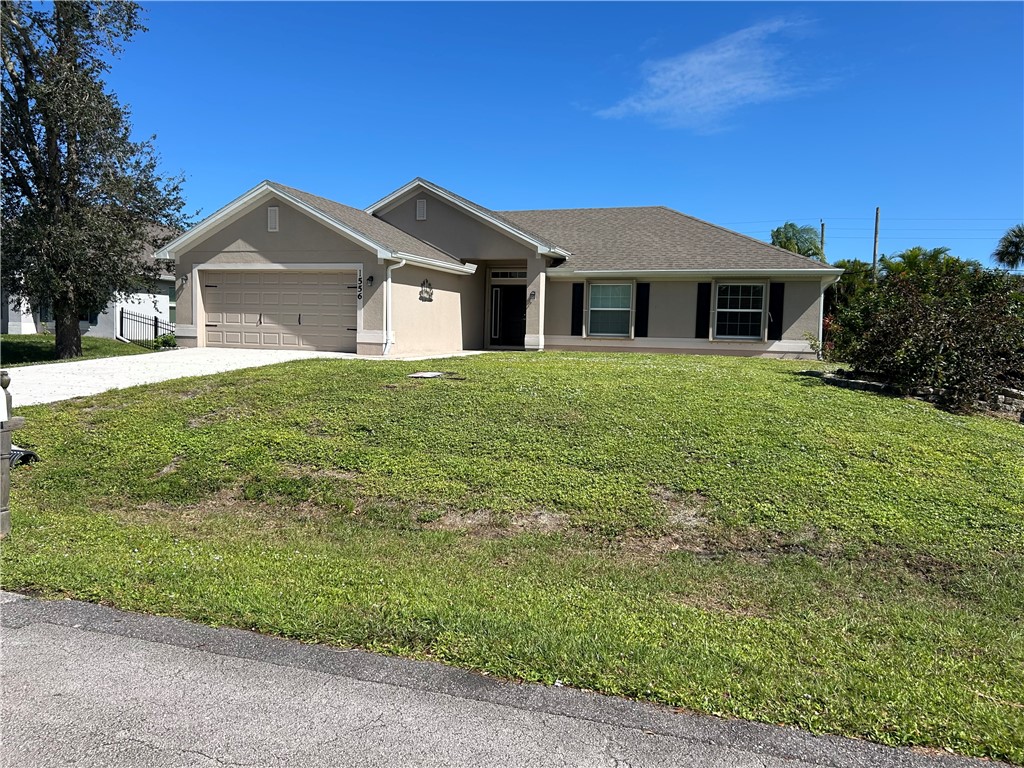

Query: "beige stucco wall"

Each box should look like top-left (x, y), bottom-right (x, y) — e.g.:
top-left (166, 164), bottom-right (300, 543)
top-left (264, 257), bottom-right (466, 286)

top-left (389, 264), bottom-right (484, 356)
top-left (544, 280), bottom-right (699, 340)
top-left (174, 197), bottom-right (384, 338)
top-left (780, 280), bottom-right (822, 341)
top-left (544, 280), bottom-right (573, 336)
top-left (649, 282), bottom-right (698, 338)
top-left (543, 277), bottom-right (824, 358)
top-left (379, 191), bottom-right (535, 262)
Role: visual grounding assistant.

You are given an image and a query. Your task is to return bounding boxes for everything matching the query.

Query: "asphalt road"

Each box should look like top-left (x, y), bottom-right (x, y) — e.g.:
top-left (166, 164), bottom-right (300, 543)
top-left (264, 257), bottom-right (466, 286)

top-left (0, 592), bottom-right (988, 768)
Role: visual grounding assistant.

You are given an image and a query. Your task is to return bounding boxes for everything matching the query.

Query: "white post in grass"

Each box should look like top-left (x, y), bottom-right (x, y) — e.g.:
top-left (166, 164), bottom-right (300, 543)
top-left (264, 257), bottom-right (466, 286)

top-left (0, 369), bottom-right (25, 538)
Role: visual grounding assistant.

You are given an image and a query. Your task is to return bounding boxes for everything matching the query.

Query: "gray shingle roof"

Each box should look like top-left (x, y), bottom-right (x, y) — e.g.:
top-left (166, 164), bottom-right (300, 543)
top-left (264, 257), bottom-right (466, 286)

top-left (268, 182), bottom-right (463, 268)
top-left (498, 207), bottom-right (835, 273)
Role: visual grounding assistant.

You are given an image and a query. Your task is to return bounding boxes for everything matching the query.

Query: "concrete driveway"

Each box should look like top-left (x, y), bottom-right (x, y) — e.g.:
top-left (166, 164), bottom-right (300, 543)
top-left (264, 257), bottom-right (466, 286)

top-left (0, 592), bottom-right (983, 768)
top-left (4, 347), bottom-right (484, 408)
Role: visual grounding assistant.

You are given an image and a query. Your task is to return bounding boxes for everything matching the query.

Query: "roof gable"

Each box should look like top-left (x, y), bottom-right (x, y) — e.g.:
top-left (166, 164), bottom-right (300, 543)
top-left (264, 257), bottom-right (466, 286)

top-left (155, 181), bottom-right (476, 275)
top-left (367, 178), bottom-right (571, 256)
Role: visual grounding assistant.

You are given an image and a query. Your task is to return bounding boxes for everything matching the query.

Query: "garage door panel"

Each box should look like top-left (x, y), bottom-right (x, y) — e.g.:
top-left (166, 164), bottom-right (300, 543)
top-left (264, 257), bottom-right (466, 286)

top-left (204, 270), bottom-right (357, 352)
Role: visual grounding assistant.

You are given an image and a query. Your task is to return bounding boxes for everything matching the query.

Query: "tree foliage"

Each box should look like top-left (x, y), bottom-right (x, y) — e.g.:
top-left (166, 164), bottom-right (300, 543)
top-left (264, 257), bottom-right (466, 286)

top-left (1, 1), bottom-right (190, 358)
top-left (993, 224), bottom-right (1024, 270)
top-left (823, 258), bottom-right (873, 319)
top-left (827, 251), bottom-right (1024, 412)
top-left (879, 246), bottom-right (981, 279)
top-left (770, 222), bottom-right (825, 262)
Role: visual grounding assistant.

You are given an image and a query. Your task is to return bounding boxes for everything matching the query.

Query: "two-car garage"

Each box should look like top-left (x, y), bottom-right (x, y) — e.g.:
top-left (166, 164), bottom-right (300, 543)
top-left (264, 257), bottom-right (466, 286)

top-left (202, 270), bottom-right (359, 352)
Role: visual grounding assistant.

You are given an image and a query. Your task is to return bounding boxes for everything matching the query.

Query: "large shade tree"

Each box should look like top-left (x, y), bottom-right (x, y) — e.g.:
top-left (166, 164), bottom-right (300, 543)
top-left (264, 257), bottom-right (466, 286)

top-left (1, 1), bottom-right (190, 358)
top-left (993, 224), bottom-right (1024, 270)
top-left (770, 222), bottom-right (825, 263)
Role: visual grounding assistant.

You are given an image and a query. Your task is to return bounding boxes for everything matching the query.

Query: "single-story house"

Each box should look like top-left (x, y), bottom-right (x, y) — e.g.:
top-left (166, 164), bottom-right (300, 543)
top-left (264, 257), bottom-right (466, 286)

top-left (155, 179), bottom-right (842, 359)
top-left (1, 246), bottom-right (176, 339)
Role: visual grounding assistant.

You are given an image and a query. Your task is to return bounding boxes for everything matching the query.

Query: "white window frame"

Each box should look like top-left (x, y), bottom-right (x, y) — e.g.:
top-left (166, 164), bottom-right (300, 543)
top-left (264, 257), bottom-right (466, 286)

top-left (167, 283), bottom-right (177, 326)
top-left (586, 281), bottom-right (633, 338)
top-left (713, 282), bottom-right (767, 340)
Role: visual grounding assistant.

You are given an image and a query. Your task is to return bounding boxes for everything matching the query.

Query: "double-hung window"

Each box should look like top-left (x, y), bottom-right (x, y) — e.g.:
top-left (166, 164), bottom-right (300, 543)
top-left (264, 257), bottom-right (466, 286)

top-left (588, 283), bottom-right (631, 336)
top-left (714, 283), bottom-right (764, 339)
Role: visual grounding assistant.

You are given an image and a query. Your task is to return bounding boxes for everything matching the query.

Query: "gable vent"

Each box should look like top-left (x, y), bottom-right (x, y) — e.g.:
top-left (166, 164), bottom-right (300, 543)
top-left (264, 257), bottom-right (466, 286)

top-left (267, 206), bottom-right (279, 232)
top-left (415, 198), bottom-right (427, 221)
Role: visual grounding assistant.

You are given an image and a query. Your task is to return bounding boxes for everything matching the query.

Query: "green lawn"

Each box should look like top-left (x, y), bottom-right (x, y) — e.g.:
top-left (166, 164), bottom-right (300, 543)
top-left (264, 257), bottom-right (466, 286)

top-left (0, 333), bottom-right (153, 366)
top-left (2, 352), bottom-right (1022, 762)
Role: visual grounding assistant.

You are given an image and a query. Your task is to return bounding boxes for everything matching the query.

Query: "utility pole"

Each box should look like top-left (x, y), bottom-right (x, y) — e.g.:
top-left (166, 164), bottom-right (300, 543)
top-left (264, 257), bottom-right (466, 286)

top-left (872, 207), bottom-right (880, 282)
top-left (820, 219), bottom-right (826, 261)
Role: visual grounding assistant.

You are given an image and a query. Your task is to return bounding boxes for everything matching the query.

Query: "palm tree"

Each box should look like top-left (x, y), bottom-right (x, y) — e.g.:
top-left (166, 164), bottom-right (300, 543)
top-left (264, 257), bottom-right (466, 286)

top-left (770, 222), bottom-right (825, 262)
top-left (993, 224), bottom-right (1024, 270)
top-left (879, 246), bottom-right (980, 278)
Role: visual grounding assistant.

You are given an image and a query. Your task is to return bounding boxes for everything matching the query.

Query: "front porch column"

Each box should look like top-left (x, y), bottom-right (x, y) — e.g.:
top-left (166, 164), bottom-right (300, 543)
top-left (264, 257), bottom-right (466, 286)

top-left (524, 255), bottom-right (546, 351)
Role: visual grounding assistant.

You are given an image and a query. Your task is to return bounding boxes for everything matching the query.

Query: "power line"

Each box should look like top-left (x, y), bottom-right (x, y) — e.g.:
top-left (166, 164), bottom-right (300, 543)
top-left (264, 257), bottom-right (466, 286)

top-left (826, 227), bottom-right (1006, 232)
top-left (721, 217), bottom-right (1020, 225)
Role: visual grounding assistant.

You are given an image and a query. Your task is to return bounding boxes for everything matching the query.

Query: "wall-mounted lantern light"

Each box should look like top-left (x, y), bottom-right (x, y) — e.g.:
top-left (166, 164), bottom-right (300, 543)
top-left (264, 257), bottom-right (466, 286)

top-left (529, 290), bottom-right (537, 302)
top-left (366, 275), bottom-right (374, 286)
top-left (179, 273), bottom-right (189, 286)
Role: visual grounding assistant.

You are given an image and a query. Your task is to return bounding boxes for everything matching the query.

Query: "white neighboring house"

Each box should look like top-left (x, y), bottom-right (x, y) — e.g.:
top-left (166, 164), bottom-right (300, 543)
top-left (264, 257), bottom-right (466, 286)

top-left (1, 251), bottom-right (177, 339)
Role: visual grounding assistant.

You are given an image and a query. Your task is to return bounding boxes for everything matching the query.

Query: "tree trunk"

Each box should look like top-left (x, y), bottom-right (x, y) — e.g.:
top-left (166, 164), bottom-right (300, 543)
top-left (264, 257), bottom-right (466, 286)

top-left (53, 303), bottom-right (82, 359)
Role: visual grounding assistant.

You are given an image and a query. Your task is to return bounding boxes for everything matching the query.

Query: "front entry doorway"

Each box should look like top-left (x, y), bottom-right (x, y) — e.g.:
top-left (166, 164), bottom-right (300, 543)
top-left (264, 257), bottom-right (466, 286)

top-left (490, 284), bottom-right (526, 347)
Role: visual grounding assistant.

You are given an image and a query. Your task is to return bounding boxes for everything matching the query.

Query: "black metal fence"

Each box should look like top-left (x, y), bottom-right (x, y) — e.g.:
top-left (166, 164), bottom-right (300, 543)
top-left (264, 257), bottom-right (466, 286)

top-left (119, 308), bottom-right (175, 350)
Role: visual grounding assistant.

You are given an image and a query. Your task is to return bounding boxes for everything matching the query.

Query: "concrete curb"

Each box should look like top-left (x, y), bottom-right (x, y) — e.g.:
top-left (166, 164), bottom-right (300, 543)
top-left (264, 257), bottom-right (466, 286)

top-left (0, 592), bottom-right (988, 768)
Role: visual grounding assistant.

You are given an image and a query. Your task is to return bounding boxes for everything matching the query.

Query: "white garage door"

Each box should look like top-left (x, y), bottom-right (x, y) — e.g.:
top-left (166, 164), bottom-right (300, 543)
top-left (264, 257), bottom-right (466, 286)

top-left (203, 271), bottom-right (358, 352)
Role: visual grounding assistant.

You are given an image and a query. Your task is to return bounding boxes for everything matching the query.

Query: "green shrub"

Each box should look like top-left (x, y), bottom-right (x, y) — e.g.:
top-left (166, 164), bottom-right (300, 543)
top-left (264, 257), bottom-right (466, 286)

top-left (156, 333), bottom-right (176, 348)
top-left (829, 267), bottom-right (1024, 412)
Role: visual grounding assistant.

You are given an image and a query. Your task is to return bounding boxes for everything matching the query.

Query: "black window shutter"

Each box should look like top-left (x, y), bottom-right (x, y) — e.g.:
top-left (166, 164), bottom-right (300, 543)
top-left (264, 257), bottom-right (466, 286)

top-left (695, 282), bottom-right (711, 338)
top-left (767, 283), bottom-right (785, 341)
top-left (635, 283), bottom-right (650, 337)
top-left (570, 283), bottom-right (584, 336)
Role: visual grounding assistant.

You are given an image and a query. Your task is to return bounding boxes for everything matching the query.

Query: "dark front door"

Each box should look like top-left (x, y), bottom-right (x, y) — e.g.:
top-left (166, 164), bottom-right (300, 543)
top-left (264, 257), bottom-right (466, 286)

top-left (490, 285), bottom-right (526, 347)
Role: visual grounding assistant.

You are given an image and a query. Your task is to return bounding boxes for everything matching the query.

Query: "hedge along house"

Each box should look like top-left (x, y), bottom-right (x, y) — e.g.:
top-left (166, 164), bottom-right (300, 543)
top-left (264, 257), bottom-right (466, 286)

top-left (156, 178), bottom-right (842, 358)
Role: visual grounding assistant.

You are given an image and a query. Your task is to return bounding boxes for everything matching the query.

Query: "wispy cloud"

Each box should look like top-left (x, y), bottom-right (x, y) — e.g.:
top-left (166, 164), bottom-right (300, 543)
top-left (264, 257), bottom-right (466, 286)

top-left (598, 19), bottom-right (823, 131)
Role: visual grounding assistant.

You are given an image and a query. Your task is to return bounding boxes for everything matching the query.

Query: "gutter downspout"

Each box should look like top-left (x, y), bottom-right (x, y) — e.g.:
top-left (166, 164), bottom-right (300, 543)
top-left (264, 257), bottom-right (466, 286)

top-left (383, 258), bottom-right (407, 356)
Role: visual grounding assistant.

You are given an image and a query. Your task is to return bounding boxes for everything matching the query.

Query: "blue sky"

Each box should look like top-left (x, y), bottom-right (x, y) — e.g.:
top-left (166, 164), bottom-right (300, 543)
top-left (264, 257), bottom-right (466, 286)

top-left (110, 2), bottom-right (1022, 267)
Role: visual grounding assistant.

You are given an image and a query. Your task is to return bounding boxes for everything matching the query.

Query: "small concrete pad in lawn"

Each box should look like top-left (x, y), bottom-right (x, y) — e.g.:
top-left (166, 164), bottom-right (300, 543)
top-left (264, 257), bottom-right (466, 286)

top-left (0, 593), bottom-right (984, 768)
top-left (4, 347), bottom-right (486, 407)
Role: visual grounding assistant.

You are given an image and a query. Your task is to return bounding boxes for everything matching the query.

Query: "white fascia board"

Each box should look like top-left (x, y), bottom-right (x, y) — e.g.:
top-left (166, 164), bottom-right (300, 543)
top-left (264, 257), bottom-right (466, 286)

top-left (548, 268), bottom-right (845, 280)
top-left (155, 181), bottom-right (389, 263)
top-left (390, 252), bottom-right (477, 275)
top-left (365, 179), bottom-right (425, 214)
top-left (154, 182), bottom-right (275, 261)
top-left (540, 246), bottom-right (573, 258)
top-left (367, 179), bottom-right (561, 253)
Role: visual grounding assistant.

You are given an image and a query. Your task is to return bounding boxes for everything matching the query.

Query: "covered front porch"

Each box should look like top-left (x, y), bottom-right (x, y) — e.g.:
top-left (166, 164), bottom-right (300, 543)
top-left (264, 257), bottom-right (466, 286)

top-left (478, 258), bottom-right (546, 351)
